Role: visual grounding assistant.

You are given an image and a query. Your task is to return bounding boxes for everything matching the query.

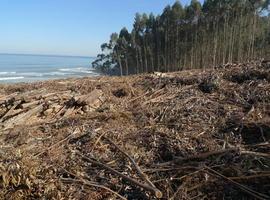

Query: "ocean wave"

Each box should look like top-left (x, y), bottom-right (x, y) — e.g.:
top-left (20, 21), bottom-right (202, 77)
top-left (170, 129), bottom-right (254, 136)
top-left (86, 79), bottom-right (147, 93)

top-left (0, 68), bottom-right (97, 82)
top-left (59, 67), bottom-right (94, 74)
top-left (44, 72), bottom-right (73, 76)
top-left (0, 76), bottom-right (24, 81)
top-left (19, 72), bottom-right (43, 77)
top-left (0, 71), bottom-right (16, 75)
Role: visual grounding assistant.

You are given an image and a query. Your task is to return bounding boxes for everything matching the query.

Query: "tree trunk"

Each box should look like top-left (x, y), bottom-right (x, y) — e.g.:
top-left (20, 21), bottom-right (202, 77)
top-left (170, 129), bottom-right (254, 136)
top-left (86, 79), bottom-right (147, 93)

top-left (125, 57), bottom-right (129, 75)
top-left (117, 53), bottom-right (123, 76)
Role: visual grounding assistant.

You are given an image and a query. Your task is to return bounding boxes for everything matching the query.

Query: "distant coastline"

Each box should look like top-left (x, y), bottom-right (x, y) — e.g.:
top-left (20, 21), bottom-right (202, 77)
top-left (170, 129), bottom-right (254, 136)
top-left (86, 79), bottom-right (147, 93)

top-left (0, 54), bottom-right (98, 83)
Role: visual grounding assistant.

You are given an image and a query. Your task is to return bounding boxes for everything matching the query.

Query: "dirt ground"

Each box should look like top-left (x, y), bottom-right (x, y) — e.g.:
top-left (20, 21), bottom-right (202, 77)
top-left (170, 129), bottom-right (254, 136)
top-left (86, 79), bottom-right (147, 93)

top-left (0, 61), bottom-right (269, 200)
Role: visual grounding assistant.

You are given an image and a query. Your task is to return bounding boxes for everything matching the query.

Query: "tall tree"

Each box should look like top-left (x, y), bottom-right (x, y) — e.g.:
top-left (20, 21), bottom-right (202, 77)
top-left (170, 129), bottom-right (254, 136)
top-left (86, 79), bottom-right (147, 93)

top-left (93, 0), bottom-right (270, 75)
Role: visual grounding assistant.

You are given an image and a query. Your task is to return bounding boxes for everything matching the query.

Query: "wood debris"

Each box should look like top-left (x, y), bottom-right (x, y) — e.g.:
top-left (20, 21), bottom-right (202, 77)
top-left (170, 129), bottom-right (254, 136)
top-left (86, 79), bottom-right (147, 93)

top-left (0, 61), bottom-right (269, 200)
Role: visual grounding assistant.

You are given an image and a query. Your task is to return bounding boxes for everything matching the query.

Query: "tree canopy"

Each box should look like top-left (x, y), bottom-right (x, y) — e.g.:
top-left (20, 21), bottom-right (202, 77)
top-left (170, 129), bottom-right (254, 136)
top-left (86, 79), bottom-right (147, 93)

top-left (92, 0), bottom-right (270, 75)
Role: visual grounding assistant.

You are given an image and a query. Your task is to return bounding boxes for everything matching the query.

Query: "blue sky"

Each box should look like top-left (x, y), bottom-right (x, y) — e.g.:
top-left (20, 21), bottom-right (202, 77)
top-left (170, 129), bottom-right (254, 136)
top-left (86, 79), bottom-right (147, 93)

top-left (0, 0), bottom-right (202, 57)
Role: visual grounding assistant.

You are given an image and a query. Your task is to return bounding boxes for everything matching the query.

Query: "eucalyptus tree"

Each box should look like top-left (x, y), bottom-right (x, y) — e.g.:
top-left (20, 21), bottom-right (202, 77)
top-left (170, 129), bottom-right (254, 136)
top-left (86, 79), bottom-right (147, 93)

top-left (93, 0), bottom-right (270, 75)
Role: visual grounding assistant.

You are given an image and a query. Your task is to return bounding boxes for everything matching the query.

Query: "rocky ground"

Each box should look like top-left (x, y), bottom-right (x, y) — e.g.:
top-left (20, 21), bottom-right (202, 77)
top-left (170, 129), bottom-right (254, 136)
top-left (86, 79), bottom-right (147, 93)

top-left (0, 61), bottom-right (269, 200)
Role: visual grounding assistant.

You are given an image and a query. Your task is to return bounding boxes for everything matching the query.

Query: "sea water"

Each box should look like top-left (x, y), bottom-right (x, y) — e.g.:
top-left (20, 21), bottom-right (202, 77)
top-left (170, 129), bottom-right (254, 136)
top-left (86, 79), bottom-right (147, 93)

top-left (0, 54), bottom-right (98, 83)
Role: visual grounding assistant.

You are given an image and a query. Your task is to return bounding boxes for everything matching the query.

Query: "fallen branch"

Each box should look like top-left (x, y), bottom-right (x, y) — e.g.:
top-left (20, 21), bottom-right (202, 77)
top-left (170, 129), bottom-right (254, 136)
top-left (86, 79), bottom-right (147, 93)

top-left (3, 104), bottom-right (44, 130)
top-left (76, 151), bottom-right (163, 198)
top-left (91, 131), bottom-right (107, 152)
top-left (159, 147), bottom-right (239, 166)
top-left (21, 100), bottom-right (41, 109)
top-left (61, 177), bottom-right (127, 200)
top-left (103, 136), bottom-right (162, 196)
top-left (33, 129), bottom-right (78, 158)
top-left (229, 173), bottom-right (270, 181)
top-left (58, 164), bottom-right (126, 200)
top-left (241, 150), bottom-right (270, 158)
top-left (0, 101), bottom-right (21, 122)
top-left (205, 167), bottom-right (269, 200)
top-left (128, 91), bottom-right (150, 103)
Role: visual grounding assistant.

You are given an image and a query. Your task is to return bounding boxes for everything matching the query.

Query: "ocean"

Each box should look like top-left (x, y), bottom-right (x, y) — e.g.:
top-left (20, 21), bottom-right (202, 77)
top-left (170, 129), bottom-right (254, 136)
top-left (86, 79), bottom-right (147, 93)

top-left (0, 54), bottom-right (98, 83)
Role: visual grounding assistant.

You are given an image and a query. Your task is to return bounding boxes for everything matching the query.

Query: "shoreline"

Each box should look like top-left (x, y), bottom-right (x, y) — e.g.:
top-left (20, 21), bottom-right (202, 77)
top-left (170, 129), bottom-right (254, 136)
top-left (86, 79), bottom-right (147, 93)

top-left (0, 73), bottom-right (100, 84)
top-left (0, 69), bottom-right (100, 84)
top-left (0, 53), bottom-right (97, 83)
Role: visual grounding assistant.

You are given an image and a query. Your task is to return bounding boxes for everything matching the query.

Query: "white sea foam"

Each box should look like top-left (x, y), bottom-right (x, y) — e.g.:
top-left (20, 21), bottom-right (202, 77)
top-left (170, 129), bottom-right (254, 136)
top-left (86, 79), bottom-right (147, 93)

top-left (0, 71), bottom-right (16, 75)
top-left (19, 72), bottom-right (43, 77)
top-left (0, 76), bottom-right (24, 81)
top-left (45, 72), bottom-right (73, 76)
top-left (59, 67), bottom-right (94, 74)
top-left (0, 69), bottom-right (97, 83)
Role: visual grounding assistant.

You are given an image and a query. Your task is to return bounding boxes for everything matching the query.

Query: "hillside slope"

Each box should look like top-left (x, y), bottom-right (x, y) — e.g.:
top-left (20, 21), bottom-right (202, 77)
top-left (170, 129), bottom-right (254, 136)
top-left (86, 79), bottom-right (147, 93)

top-left (0, 61), bottom-right (269, 199)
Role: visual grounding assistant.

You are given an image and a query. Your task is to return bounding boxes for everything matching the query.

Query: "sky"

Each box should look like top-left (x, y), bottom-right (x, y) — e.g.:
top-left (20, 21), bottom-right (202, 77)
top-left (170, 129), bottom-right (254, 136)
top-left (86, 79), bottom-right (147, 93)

top-left (0, 0), bottom-right (203, 57)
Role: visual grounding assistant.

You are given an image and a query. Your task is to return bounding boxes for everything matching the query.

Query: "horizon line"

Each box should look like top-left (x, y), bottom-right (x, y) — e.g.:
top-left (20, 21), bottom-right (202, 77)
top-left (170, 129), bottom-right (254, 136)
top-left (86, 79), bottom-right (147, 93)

top-left (0, 52), bottom-right (96, 59)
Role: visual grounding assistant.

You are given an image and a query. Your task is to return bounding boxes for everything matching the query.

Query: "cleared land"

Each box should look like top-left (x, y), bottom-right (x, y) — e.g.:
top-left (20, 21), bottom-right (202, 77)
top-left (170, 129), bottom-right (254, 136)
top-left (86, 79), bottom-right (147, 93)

top-left (0, 61), bottom-right (269, 199)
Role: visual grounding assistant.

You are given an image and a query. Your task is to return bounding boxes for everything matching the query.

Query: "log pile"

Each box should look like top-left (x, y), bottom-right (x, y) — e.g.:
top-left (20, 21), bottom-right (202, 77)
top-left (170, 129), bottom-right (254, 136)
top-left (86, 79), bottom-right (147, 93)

top-left (0, 61), bottom-right (269, 200)
top-left (0, 89), bottom-right (104, 130)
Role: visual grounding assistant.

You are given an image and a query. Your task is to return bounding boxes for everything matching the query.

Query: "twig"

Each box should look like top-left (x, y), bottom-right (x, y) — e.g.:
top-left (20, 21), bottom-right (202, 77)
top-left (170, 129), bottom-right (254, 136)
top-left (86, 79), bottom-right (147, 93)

top-left (159, 147), bottom-right (239, 166)
top-left (91, 131), bottom-right (107, 152)
top-left (128, 91), bottom-right (150, 103)
top-left (243, 142), bottom-right (269, 148)
top-left (205, 167), bottom-right (269, 200)
top-left (58, 165), bottom-right (126, 200)
top-left (169, 168), bottom-right (205, 200)
top-left (61, 178), bottom-right (127, 200)
top-left (241, 150), bottom-right (270, 158)
top-left (76, 151), bottom-right (163, 198)
top-left (143, 166), bottom-right (201, 173)
top-left (103, 136), bottom-right (161, 195)
top-left (229, 173), bottom-right (270, 180)
top-left (33, 128), bottom-right (77, 158)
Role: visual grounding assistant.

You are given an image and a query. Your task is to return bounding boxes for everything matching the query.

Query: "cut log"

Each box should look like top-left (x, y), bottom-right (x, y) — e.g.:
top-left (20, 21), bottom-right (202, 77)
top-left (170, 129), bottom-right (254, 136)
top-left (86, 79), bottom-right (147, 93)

top-left (63, 107), bottom-right (76, 117)
top-left (52, 104), bottom-right (62, 113)
top-left (15, 89), bottom-right (47, 102)
top-left (41, 92), bottom-right (57, 99)
top-left (0, 93), bottom-right (18, 101)
top-left (2, 104), bottom-right (44, 130)
top-left (76, 89), bottom-right (104, 108)
top-left (58, 92), bottom-right (73, 101)
top-left (21, 100), bottom-right (41, 109)
top-left (0, 101), bottom-right (22, 122)
top-left (43, 108), bottom-right (54, 116)
top-left (4, 109), bottom-right (24, 120)
top-left (42, 90), bottom-right (71, 100)
top-left (54, 106), bottom-right (67, 118)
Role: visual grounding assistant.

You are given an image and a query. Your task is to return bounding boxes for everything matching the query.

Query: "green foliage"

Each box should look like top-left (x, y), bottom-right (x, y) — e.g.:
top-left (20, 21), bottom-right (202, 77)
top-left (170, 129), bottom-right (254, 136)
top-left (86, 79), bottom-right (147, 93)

top-left (92, 0), bottom-right (270, 75)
